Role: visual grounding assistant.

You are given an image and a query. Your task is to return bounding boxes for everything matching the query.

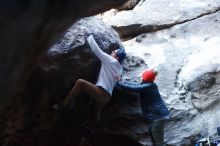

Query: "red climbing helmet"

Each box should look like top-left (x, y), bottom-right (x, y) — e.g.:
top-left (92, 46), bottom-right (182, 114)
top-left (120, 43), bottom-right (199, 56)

top-left (142, 69), bottom-right (157, 82)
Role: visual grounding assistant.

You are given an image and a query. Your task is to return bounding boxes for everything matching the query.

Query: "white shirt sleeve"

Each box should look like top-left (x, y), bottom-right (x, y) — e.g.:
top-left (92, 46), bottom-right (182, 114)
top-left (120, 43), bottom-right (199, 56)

top-left (86, 35), bottom-right (115, 63)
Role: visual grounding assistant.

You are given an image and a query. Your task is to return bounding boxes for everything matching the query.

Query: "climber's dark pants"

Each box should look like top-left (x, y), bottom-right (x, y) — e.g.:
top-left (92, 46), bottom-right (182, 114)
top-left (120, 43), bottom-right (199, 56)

top-left (63, 79), bottom-right (111, 129)
top-left (149, 119), bottom-right (168, 146)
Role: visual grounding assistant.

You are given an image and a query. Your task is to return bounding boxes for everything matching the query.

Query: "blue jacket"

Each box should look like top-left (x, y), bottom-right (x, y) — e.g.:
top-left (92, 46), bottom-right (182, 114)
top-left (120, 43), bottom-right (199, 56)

top-left (116, 81), bottom-right (170, 122)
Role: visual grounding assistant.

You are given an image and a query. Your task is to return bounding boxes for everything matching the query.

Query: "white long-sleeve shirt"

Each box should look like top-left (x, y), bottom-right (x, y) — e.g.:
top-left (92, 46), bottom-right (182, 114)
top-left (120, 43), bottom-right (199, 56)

top-left (87, 35), bottom-right (122, 95)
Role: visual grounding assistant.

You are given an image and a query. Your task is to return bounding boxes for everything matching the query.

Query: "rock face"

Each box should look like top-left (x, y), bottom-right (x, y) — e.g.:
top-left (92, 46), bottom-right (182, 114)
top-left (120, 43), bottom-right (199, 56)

top-left (33, 16), bottom-right (123, 103)
top-left (98, 0), bottom-right (220, 145)
top-left (1, 0), bottom-right (220, 146)
top-left (0, 0), bottom-right (129, 108)
top-left (98, 0), bottom-right (220, 39)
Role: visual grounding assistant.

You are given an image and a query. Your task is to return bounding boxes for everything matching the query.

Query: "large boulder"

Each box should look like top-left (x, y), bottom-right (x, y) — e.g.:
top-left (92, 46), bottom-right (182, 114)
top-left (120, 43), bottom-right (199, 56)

top-left (34, 16), bottom-right (123, 103)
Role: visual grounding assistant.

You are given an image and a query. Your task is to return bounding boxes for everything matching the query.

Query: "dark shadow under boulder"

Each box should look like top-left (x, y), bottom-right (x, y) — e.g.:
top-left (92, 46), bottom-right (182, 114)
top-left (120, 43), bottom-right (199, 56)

top-left (8, 129), bottom-right (143, 146)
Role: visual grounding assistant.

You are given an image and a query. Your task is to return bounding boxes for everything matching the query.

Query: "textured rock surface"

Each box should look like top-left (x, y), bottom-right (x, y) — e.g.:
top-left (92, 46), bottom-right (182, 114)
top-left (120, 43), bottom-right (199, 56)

top-left (98, 0), bottom-right (220, 39)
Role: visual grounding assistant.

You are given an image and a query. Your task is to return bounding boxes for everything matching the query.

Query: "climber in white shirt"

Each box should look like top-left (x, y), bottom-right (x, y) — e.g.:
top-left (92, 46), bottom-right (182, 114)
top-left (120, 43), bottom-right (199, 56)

top-left (53, 34), bottom-right (126, 131)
